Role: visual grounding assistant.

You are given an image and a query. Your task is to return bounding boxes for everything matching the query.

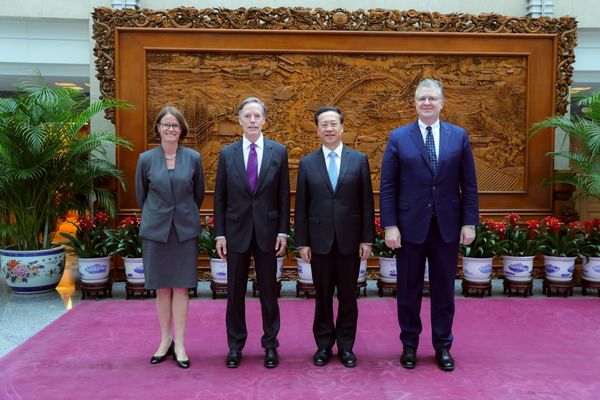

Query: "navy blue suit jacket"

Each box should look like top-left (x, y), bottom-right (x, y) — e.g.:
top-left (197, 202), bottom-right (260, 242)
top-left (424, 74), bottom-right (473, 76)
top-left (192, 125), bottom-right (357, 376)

top-left (379, 120), bottom-right (479, 244)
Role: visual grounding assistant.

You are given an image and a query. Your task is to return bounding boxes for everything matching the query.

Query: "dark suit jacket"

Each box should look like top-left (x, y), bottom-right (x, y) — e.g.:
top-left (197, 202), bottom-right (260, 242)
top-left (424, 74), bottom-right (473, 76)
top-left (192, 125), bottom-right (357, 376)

top-left (379, 120), bottom-right (479, 244)
top-left (214, 138), bottom-right (290, 253)
top-left (135, 145), bottom-right (205, 243)
top-left (295, 146), bottom-right (375, 255)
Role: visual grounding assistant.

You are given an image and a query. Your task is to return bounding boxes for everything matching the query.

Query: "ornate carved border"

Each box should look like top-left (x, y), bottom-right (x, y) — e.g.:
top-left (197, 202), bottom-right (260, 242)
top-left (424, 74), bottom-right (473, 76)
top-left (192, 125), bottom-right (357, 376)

top-left (92, 7), bottom-right (577, 122)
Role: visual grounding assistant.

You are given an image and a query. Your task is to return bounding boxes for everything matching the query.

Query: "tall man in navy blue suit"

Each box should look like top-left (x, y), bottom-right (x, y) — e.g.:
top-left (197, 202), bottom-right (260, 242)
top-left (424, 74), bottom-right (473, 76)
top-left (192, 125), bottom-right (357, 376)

top-left (380, 79), bottom-right (479, 371)
top-left (214, 98), bottom-right (290, 369)
top-left (295, 106), bottom-right (375, 368)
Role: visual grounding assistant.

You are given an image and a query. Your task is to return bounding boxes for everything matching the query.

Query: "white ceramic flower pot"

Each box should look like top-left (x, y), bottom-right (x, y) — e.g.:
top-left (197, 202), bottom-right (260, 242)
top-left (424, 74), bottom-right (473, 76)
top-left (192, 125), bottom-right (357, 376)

top-left (124, 257), bottom-right (144, 283)
top-left (78, 256), bottom-right (111, 283)
top-left (357, 259), bottom-right (367, 282)
top-left (543, 255), bottom-right (576, 282)
top-left (424, 259), bottom-right (429, 282)
top-left (210, 258), bottom-right (227, 283)
top-left (582, 256), bottom-right (600, 282)
top-left (502, 255), bottom-right (535, 282)
top-left (276, 257), bottom-right (284, 281)
top-left (297, 259), bottom-right (312, 283)
top-left (378, 257), bottom-right (397, 282)
top-left (1, 247), bottom-right (66, 294)
top-left (462, 257), bottom-right (493, 283)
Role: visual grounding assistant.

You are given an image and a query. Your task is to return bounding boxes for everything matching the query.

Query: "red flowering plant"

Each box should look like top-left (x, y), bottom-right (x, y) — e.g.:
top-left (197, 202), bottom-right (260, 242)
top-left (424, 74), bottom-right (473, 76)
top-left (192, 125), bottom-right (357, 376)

top-left (537, 216), bottom-right (584, 258)
top-left (58, 211), bottom-right (116, 258)
top-left (372, 217), bottom-right (396, 258)
top-left (105, 214), bottom-right (142, 258)
top-left (459, 218), bottom-right (500, 258)
top-left (285, 217), bottom-right (299, 258)
top-left (495, 213), bottom-right (544, 257)
top-left (579, 218), bottom-right (600, 258)
top-left (198, 216), bottom-right (219, 259)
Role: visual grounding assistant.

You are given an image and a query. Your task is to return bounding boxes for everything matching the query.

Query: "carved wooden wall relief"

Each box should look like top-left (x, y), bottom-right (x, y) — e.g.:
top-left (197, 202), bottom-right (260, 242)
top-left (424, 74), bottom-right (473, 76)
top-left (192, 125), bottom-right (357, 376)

top-left (146, 51), bottom-right (527, 192)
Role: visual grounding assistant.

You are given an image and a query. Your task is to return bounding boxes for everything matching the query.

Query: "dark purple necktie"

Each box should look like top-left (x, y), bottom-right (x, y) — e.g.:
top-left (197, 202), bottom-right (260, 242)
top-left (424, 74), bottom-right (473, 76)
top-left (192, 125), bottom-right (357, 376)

top-left (247, 143), bottom-right (258, 192)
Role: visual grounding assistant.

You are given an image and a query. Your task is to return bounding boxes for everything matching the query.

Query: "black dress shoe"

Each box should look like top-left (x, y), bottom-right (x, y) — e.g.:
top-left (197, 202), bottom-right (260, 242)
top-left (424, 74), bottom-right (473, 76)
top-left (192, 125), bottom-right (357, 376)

top-left (264, 348), bottom-right (279, 368)
top-left (150, 341), bottom-right (174, 365)
top-left (435, 347), bottom-right (455, 371)
top-left (400, 345), bottom-right (417, 369)
top-left (226, 349), bottom-right (242, 368)
top-left (173, 348), bottom-right (190, 369)
top-left (313, 348), bottom-right (332, 367)
top-left (337, 349), bottom-right (357, 368)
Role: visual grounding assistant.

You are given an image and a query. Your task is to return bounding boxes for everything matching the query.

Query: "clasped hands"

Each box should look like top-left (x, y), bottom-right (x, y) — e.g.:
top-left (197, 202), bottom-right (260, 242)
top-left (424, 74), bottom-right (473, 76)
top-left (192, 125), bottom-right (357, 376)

top-left (299, 243), bottom-right (372, 264)
top-left (216, 235), bottom-right (287, 260)
top-left (384, 225), bottom-right (476, 248)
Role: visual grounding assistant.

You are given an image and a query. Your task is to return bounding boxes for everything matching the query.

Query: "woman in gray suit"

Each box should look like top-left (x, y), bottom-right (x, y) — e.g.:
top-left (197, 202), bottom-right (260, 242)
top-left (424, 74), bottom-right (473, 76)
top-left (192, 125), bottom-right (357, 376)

top-left (135, 106), bottom-right (205, 369)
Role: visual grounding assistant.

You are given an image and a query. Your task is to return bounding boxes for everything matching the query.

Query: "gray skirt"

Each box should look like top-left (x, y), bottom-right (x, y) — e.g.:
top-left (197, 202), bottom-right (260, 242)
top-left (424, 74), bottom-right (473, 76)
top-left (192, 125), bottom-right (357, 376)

top-left (142, 223), bottom-right (199, 289)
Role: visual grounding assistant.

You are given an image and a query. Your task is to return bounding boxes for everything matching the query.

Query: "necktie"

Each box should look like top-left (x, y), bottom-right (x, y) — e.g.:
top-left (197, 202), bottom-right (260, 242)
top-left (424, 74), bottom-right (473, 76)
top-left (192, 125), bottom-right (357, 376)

top-left (425, 126), bottom-right (437, 173)
top-left (247, 143), bottom-right (258, 192)
top-left (328, 152), bottom-right (338, 190)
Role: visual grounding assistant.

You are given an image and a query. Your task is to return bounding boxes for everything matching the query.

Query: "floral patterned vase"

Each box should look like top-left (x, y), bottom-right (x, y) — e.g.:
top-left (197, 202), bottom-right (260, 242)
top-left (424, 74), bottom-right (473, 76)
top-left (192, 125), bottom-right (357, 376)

top-left (543, 255), bottom-right (576, 282)
top-left (124, 257), bottom-right (144, 283)
top-left (0, 247), bottom-right (66, 294)
top-left (78, 256), bottom-right (111, 283)
top-left (502, 255), bottom-right (535, 282)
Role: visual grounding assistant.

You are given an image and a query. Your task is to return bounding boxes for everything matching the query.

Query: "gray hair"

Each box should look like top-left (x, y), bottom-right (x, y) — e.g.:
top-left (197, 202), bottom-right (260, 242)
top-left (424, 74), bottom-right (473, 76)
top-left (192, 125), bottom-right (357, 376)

top-left (238, 97), bottom-right (267, 117)
top-left (415, 78), bottom-right (444, 99)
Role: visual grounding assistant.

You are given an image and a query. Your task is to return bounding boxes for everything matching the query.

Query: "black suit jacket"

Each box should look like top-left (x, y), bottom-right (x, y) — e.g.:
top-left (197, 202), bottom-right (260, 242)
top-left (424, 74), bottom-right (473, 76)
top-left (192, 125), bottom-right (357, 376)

top-left (295, 146), bottom-right (375, 255)
top-left (214, 138), bottom-right (290, 253)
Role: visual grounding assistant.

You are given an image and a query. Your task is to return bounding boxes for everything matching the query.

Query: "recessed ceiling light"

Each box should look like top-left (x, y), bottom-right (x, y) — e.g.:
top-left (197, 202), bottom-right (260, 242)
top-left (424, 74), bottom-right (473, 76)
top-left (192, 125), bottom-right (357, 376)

top-left (84, 83), bottom-right (90, 87)
top-left (571, 87), bottom-right (592, 91)
top-left (54, 82), bottom-right (75, 87)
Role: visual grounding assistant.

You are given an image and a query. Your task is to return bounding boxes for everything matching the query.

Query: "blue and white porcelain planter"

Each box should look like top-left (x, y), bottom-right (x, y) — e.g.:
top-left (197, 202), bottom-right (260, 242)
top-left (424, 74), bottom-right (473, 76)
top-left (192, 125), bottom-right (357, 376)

top-left (462, 257), bottom-right (493, 283)
top-left (124, 257), bottom-right (144, 283)
top-left (276, 256), bottom-right (284, 281)
top-left (297, 259), bottom-right (312, 283)
top-left (502, 255), bottom-right (535, 282)
top-left (378, 257), bottom-right (397, 283)
top-left (78, 256), bottom-right (111, 283)
top-left (424, 259), bottom-right (430, 282)
top-left (582, 256), bottom-right (600, 282)
top-left (210, 258), bottom-right (227, 283)
top-left (358, 259), bottom-right (367, 282)
top-left (0, 246), bottom-right (66, 294)
top-left (543, 255), bottom-right (576, 282)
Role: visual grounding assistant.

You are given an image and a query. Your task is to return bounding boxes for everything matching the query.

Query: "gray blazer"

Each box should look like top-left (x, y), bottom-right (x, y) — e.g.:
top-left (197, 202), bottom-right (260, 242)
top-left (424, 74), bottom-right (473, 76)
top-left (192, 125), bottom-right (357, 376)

top-left (135, 145), bottom-right (205, 243)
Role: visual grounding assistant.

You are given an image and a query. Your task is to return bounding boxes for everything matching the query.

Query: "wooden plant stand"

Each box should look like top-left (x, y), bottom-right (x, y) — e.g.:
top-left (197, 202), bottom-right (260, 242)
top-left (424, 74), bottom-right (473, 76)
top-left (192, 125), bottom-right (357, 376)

top-left (356, 280), bottom-right (367, 297)
top-left (296, 281), bottom-right (316, 299)
top-left (542, 278), bottom-right (574, 298)
top-left (125, 281), bottom-right (155, 299)
top-left (461, 279), bottom-right (492, 298)
top-left (81, 280), bottom-right (113, 300)
top-left (502, 278), bottom-right (534, 298)
top-left (210, 280), bottom-right (228, 299)
top-left (252, 279), bottom-right (283, 298)
top-left (377, 279), bottom-right (397, 297)
top-left (581, 278), bottom-right (600, 297)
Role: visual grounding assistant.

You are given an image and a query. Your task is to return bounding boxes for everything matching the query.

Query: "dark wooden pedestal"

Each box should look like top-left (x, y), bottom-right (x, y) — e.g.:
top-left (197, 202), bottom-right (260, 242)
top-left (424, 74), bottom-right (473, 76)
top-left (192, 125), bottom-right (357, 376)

top-left (210, 281), bottom-right (228, 299)
top-left (252, 280), bottom-right (283, 298)
top-left (125, 282), bottom-right (155, 299)
top-left (188, 287), bottom-right (198, 297)
top-left (356, 280), bottom-right (367, 297)
top-left (581, 278), bottom-right (600, 297)
top-left (377, 280), bottom-right (397, 297)
top-left (502, 278), bottom-right (534, 298)
top-left (296, 281), bottom-right (316, 299)
top-left (81, 280), bottom-right (113, 300)
top-left (461, 279), bottom-right (492, 298)
top-left (542, 278), bottom-right (574, 298)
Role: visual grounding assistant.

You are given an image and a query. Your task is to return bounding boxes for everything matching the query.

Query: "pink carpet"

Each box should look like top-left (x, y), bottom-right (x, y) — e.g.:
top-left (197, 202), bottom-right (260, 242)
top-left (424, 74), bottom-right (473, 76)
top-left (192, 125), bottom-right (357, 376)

top-left (1, 298), bottom-right (599, 399)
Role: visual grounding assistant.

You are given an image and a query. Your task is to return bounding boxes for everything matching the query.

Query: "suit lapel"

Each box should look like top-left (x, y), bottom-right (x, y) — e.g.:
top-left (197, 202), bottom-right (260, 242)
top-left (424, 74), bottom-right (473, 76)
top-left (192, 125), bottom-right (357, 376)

top-left (409, 121), bottom-right (432, 172)
top-left (313, 148), bottom-right (335, 194)
top-left (336, 146), bottom-right (351, 193)
top-left (256, 139), bottom-right (274, 193)
top-left (437, 121), bottom-right (450, 173)
top-left (232, 140), bottom-right (251, 193)
top-left (155, 146), bottom-right (175, 204)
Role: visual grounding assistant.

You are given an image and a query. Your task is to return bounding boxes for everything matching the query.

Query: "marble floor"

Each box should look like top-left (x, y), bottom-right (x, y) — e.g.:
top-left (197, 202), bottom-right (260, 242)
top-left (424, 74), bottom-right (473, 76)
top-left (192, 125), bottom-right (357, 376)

top-left (0, 256), bottom-right (591, 358)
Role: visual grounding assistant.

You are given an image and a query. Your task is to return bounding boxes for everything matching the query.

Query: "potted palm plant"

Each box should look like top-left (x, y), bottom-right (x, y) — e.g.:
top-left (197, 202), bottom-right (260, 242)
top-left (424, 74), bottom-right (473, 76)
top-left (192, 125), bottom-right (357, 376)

top-left (496, 213), bottom-right (544, 282)
top-left (459, 218), bottom-right (498, 282)
top-left (0, 73), bottom-right (133, 293)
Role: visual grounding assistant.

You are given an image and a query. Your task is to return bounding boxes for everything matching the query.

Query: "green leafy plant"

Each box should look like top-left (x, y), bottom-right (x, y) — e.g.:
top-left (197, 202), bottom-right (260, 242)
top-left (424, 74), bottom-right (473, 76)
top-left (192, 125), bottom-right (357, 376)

top-left (495, 213), bottom-right (544, 257)
top-left (0, 72), bottom-right (133, 250)
top-left (537, 216), bottom-right (584, 258)
top-left (199, 216), bottom-right (219, 259)
top-left (460, 218), bottom-right (499, 258)
top-left (530, 91), bottom-right (600, 203)
top-left (285, 217), bottom-right (299, 258)
top-left (58, 212), bottom-right (116, 258)
top-left (106, 214), bottom-right (142, 258)
top-left (372, 217), bottom-right (396, 258)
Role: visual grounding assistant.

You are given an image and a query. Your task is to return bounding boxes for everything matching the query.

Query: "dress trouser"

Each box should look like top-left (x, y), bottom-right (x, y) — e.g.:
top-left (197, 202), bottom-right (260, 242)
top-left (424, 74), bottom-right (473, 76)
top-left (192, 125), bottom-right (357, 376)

top-left (395, 217), bottom-right (459, 351)
top-left (311, 237), bottom-right (360, 351)
top-left (226, 230), bottom-right (280, 350)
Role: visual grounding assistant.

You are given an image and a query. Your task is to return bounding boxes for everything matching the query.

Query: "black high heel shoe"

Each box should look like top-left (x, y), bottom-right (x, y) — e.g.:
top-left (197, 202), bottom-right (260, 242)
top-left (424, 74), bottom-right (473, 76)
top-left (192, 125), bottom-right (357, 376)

top-left (150, 341), bottom-right (174, 364)
top-left (173, 348), bottom-right (190, 369)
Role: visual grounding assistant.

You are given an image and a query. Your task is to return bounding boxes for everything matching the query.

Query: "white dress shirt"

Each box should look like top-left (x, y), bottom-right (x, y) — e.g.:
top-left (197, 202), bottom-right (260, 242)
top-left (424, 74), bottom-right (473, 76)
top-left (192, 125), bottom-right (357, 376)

top-left (418, 119), bottom-right (440, 158)
top-left (242, 134), bottom-right (264, 173)
top-left (322, 143), bottom-right (342, 174)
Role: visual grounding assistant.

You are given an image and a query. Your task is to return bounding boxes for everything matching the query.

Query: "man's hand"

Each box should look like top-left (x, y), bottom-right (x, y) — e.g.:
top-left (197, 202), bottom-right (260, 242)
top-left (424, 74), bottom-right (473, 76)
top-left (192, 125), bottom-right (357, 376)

top-left (359, 243), bottom-right (372, 261)
top-left (299, 247), bottom-right (311, 264)
top-left (385, 226), bottom-right (401, 249)
top-left (275, 235), bottom-right (287, 257)
top-left (460, 225), bottom-right (476, 246)
top-left (216, 238), bottom-right (227, 260)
